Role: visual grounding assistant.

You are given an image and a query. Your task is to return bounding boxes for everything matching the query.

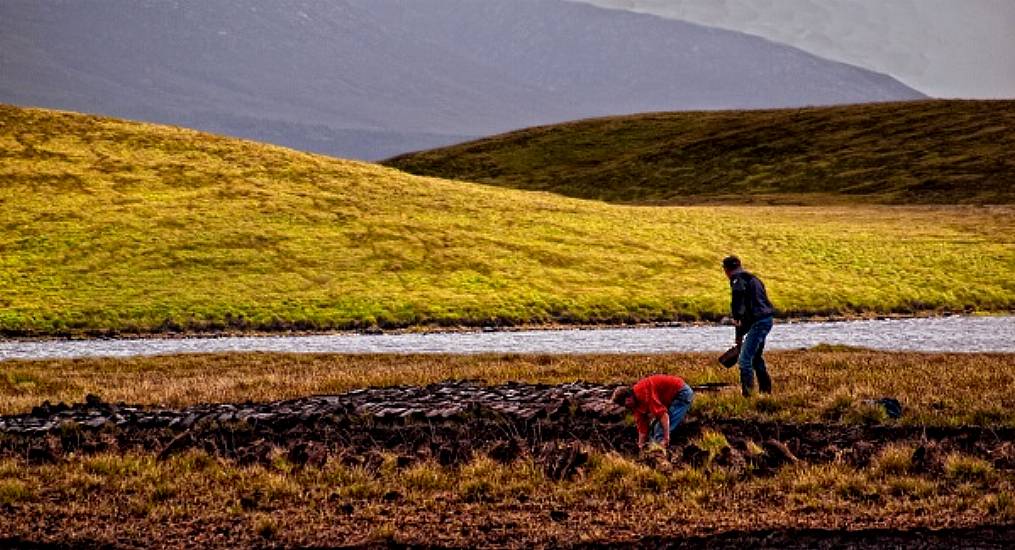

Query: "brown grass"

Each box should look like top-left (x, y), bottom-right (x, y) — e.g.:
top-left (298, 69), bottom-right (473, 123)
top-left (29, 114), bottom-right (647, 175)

top-left (0, 448), bottom-right (1011, 547)
top-left (3, 351), bottom-right (1015, 426)
top-left (5, 351), bottom-right (1015, 546)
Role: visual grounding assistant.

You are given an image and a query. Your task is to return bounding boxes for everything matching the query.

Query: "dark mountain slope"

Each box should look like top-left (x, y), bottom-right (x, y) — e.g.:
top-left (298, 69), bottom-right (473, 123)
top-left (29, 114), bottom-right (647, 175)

top-left (386, 100), bottom-right (1015, 205)
top-left (0, 0), bottom-right (924, 160)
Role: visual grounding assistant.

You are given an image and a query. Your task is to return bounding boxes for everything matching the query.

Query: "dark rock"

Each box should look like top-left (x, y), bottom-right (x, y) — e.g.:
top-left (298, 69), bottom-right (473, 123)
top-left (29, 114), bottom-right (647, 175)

top-left (435, 444), bottom-right (459, 466)
top-left (488, 439), bottom-right (522, 463)
top-left (546, 400), bottom-right (570, 421)
top-left (80, 440), bottom-right (105, 454)
top-left (285, 425), bottom-right (310, 439)
top-left (157, 432), bottom-right (195, 461)
top-left (288, 442), bottom-right (328, 468)
top-left (30, 401), bottom-right (52, 418)
top-left (550, 509), bottom-right (568, 522)
top-left (911, 443), bottom-right (945, 473)
top-left (763, 439), bottom-right (799, 468)
top-left (27, 445), bottom-right (57, 464)
top-left (841, 439), bottom-right (877, 467)
top-left (727, 436), bottom-right (748, 452)
top-left (715, 446), bottom-right (747, 470)
top-left (201, 437), bottom-right (221, 457)
top-left (179, 414), bottom-right (200, 430)
top-left (239, 490), bottom-right (261, 511)
top-left (912, 444), bottom-right (928, 469)
top-left (682, 444), bottom-right (709, 468)
top-left (84, 416), bottom-right (110, 429)
top-left (57, 421), bottom-right (83, 451)
top-left (400, 409), bottom-right (425, 421)
top-left (237, 440), bottom-right (276, 466)
top-left (540, 442), bottom-right (588, 480)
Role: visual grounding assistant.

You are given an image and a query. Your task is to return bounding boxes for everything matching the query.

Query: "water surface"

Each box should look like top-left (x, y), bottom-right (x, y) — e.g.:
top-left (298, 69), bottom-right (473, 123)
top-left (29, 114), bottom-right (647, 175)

top-left (1, 316), bottom-right (1011, 361)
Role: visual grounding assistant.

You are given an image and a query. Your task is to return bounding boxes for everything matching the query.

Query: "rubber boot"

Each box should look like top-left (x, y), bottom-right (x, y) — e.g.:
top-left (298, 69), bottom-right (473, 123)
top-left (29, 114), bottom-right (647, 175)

top-left (758, 371), bottom-right (772, 395)
top-left (739, 368), bottom-right (754, 397)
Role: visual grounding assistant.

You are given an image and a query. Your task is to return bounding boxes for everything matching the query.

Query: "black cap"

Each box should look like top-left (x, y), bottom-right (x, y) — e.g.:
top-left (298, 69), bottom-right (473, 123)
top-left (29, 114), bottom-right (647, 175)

top-left (722, 255), bottom-right (741, 270)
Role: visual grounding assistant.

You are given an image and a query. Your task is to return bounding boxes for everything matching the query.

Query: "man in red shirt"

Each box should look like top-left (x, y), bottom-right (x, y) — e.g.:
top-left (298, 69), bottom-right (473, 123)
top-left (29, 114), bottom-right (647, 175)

top-left (611, 374), bottom-right (694, 449)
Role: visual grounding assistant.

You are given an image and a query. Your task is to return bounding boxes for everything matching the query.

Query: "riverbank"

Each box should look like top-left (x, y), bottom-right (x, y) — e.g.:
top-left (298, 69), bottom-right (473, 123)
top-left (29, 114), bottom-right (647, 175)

top-left (3, 310), bottom-right (1008, 341)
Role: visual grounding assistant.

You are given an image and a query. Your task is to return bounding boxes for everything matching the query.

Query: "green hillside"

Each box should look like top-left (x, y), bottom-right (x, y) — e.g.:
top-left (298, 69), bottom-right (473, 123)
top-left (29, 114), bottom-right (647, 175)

top-left (386, 100), bottom-right (1015, 205)
top-left (0, 105), bottom-right (1012, 335)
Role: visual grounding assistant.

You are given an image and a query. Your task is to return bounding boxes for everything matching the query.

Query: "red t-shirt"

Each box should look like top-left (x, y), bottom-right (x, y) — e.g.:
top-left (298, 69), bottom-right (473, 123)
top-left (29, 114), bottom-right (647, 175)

top-left (630, 374), bottom-right (686, 437)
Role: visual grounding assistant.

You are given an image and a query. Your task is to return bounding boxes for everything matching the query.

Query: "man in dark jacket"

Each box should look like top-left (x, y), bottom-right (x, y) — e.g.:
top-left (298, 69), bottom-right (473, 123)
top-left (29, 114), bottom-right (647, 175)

top-left (723, 255), bottom-right (775, 397)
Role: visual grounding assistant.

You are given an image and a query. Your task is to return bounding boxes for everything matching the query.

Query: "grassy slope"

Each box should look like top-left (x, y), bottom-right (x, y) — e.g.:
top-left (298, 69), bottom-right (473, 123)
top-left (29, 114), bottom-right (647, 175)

top-left (385, 100), bottom-right (1015, 205)
top-left (0, 105), bottom-right (1013, 335)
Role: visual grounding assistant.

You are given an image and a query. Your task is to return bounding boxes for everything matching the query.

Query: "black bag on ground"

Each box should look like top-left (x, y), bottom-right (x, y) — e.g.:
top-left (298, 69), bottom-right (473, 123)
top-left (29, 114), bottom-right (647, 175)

top-left (870, 397), bottom-right (904, 419)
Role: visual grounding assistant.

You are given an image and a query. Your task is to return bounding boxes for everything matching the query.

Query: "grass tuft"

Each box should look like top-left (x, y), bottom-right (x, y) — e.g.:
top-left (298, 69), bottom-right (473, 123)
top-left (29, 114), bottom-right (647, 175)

top-left (872, 444), bottom-right (914, 477)
top-left (0, 479), bottom-right (34, 505)
top-left (400, 462), bottom-right (452, 493)
top-left (585, 452), bottom-right (668, 498)
top-left (254, 516), bottom-right (278, 539)
top-left (944, 454), bottom-right (995, 482)
top-left (846, 403), bottom-right (890, 425)
top-left (457, 456), bottom-right (543, 502)
top-left (986, 492), bottom-right (1015, 520)
top-left (697, 430), bottom-right (731, 460)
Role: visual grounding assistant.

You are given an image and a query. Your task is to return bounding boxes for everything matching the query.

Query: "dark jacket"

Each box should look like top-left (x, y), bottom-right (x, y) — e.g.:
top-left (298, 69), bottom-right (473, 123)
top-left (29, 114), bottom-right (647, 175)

top-left (730, 270), bottom-right (775, 337)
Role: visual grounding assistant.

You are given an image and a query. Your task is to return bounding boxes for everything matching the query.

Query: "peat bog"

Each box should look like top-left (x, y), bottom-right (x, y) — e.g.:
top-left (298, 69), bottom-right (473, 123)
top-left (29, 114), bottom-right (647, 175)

top-left (2, 351), bottom-right (1015, 547)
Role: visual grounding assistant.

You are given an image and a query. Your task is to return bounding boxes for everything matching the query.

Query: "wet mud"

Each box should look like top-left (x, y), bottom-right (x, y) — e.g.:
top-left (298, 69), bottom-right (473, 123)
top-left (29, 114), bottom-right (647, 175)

top-left (577, 525), bottom-right (1015, 550)
top-left (5, 524), bottom-right (1015, 549)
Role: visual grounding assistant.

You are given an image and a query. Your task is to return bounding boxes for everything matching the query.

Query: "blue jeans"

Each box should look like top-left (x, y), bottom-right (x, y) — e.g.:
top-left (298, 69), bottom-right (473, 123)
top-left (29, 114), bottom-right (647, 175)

top-left (650, 385), bottom-right (694, 442)
top-left (739, 316), bottom-right (773, 396)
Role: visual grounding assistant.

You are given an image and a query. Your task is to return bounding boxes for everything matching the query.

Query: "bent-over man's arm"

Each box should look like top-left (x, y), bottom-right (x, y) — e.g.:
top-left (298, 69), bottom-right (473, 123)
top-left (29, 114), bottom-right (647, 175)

top-left (658, 411), bottom-right (671, 446)
top-left (635, 413), bottom-right (650, 449)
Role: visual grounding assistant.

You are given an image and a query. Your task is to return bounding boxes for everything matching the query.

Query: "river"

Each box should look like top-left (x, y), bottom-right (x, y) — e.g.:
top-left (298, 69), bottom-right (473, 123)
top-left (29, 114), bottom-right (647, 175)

top-left (0, 316), bottom-right (1012, 361)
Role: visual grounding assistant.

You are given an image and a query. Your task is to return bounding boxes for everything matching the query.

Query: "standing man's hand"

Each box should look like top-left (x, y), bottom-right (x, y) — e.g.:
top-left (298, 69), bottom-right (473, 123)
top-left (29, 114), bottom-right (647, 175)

top-left (637, 433), bottom-right (647, 450)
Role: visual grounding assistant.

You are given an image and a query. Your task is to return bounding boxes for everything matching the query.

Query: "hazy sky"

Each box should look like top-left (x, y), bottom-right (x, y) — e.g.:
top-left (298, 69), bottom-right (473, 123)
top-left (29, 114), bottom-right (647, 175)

top-left (576, 0), bottom-right (1015, 99)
